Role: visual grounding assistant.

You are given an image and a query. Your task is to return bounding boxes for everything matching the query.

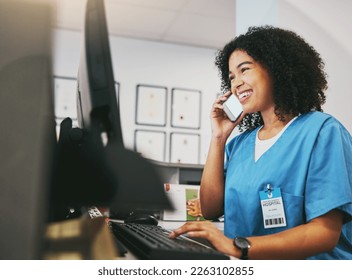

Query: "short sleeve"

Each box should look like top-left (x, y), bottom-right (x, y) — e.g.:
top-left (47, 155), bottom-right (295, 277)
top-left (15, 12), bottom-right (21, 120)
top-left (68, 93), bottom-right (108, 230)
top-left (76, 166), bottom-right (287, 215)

top-left (305, 118), bottom-right (352, 222)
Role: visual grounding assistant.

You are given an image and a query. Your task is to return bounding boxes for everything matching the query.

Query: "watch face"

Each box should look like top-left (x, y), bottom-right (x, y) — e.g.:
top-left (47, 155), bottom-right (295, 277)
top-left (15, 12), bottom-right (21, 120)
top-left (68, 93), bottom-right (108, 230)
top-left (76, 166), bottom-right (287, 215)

top-left (235, 237), bottom-right (250, 248)
top-left (234, 237), bottom-right (251, 260)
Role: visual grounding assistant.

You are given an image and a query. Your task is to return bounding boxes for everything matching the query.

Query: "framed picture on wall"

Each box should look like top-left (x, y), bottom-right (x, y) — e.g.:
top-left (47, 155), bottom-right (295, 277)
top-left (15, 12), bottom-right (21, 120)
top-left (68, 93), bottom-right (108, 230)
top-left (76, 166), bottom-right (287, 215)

top-left (135, 84), bottom-right (167, 126)
top-left (134, 129), bottom-right (166, 162)
top-left (171, 88), bottom-right (201, 129)
top-left (169, 132), bottom-right (200, 164)
top-left (54, 76), bottom-right (78, 120)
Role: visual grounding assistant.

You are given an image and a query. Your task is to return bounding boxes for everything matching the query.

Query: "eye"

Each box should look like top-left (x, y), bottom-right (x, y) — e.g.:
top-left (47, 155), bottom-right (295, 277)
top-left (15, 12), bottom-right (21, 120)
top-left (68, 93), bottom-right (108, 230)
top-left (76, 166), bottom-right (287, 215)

top-left (229, 75), bottom-right (235, 82)
top-left (241, 67), bottom-right (250, 73)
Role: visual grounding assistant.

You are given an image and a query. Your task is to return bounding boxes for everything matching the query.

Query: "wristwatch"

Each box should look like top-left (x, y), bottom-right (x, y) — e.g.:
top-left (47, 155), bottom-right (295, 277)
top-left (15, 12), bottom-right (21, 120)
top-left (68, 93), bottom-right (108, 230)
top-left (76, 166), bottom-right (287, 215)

top-left (233, 237), bottom-right (251, 260)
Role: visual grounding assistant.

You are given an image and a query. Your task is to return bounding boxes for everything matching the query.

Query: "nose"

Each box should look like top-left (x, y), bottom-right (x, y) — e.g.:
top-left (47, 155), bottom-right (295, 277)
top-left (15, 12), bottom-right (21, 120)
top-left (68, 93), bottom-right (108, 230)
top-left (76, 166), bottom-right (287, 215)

top-left (231, 76), bottom-right (244, 92)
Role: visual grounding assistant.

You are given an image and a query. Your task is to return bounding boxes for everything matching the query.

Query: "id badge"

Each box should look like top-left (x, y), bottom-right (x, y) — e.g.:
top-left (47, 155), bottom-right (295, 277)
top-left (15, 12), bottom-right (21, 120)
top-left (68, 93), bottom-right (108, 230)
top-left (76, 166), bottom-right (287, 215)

top-left (259, 185), bottom-right (286, 228)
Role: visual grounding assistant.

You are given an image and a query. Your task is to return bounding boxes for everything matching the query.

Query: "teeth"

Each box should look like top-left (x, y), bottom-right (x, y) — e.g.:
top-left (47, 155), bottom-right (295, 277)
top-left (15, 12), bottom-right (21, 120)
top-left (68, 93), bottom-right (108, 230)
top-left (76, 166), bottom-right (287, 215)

top-left (238, 91), bottom-right (251, 99)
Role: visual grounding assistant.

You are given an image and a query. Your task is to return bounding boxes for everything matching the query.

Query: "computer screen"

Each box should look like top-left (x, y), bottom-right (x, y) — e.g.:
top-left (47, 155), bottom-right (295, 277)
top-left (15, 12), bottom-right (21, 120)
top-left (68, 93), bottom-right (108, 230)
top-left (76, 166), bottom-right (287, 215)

top-left (50, 0), bottom-right (120, 220)
top-left (76, 0), bottom-right (123, 145)
top-left (71, 0), bottom-right (172, 217)
top-left (0, 0), bottom-right (56, 259)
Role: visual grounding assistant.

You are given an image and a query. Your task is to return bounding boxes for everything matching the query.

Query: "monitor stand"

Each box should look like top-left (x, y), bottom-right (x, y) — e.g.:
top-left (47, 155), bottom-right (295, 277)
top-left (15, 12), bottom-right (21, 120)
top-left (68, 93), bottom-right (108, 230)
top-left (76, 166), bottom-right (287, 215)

top-left (49, 117), bottom-right (116, 221)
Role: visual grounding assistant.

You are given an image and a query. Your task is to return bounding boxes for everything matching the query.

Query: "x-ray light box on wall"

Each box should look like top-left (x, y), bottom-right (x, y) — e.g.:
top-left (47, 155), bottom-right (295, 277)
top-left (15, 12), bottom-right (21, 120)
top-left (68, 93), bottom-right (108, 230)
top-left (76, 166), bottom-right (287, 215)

top-left (54, 76), bottom-right (77, 120)
top-left (171, 88), bottom-right (201, 129)
top-left (135, 84), bottom-right (167, 127)
top-left (170, 132), bottom-right (200, 164)
top-left (134, 129), bottom-right (166, 162)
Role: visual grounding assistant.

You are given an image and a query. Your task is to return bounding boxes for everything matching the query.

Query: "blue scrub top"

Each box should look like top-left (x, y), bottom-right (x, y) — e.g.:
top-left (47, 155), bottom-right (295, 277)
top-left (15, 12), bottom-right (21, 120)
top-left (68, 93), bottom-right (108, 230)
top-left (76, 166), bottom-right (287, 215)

top-left (224, 111), bottom-right (352, 259)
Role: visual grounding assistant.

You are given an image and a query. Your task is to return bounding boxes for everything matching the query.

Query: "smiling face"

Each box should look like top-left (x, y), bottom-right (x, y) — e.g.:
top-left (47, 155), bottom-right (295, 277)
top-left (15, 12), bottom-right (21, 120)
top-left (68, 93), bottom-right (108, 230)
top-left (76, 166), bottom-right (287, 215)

top-left (228, 50), bottom-right (274, 115)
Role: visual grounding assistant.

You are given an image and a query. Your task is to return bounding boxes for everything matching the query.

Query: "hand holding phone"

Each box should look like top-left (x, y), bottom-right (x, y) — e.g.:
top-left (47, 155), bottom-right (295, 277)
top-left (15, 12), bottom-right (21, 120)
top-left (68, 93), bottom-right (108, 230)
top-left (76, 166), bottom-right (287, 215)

top-left (222, 94), bottom-right (243, 122)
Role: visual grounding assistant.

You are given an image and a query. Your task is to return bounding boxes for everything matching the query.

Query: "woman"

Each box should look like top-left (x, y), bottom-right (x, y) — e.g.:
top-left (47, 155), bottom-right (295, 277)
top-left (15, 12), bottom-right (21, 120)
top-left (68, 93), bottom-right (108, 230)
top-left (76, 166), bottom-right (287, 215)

top-left (169, 26), bottom-right (352, 259)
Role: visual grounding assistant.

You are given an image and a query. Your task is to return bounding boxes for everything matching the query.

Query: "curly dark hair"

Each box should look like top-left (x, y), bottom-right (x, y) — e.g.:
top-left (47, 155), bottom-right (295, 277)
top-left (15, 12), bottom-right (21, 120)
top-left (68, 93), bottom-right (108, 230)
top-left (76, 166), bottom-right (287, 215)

top-left (215, 25), bottom-right (327, 131)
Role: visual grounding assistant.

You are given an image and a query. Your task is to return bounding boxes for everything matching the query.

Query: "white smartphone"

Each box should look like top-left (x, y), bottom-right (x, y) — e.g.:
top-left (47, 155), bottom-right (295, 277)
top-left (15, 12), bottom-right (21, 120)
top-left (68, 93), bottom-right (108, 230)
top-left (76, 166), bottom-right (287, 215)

top-left (222, 94), bottom-right (243, 122)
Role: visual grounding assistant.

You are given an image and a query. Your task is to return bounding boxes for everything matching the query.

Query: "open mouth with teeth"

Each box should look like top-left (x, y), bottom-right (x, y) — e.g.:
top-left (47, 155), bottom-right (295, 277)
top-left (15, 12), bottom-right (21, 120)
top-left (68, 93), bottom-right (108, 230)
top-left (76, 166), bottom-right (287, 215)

top-left (238, 90), bottom-right (252, 101)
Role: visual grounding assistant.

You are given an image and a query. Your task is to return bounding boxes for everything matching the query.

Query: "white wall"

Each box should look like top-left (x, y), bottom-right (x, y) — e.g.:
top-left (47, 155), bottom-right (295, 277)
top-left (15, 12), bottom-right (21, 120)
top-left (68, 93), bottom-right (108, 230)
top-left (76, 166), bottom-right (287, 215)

top-left (53, 29), bottom-right (221, 164)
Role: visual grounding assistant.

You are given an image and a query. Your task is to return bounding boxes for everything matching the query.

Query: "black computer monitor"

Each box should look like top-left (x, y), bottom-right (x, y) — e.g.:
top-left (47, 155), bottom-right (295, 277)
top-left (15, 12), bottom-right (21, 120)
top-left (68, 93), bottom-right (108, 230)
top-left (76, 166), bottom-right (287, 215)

top-left (76, 0), bottom-right (123, 145)
top-left (65, 0), bottom-right (172, 217)
top-left (50, 0), bottom-right (120, 219)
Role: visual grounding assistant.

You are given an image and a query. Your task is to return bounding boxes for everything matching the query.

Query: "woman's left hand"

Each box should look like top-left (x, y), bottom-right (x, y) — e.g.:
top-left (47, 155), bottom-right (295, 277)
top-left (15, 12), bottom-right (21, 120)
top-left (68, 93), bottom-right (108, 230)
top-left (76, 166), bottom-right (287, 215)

top-left (169, 221), bottom-right (238, 257)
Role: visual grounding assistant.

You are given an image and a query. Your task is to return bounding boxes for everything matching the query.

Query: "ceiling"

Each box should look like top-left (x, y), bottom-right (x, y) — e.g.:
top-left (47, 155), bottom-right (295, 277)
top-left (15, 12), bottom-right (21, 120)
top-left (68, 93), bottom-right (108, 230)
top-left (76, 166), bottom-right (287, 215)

top-left (52, 0), bottom-right (236, 49)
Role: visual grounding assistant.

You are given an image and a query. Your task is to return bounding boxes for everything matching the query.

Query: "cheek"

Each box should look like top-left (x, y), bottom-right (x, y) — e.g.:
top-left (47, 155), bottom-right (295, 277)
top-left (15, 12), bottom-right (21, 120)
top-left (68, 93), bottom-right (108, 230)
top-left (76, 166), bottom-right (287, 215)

top-left (256, 87), bottom-right (274, 107)
top-left (256, 74), bottom-right (273, 98)
top-left (230, 81), bottom-right (238, 94)
top-left (230, 85), bottom-right (236, 94)
top-left (263, 82), bottom-right (274, 101)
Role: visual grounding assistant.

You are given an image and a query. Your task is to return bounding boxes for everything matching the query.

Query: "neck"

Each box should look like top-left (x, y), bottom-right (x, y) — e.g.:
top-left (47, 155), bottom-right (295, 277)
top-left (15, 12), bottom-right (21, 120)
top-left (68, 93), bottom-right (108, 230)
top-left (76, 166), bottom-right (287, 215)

top-left (259, 110), bottom-right (294, 140)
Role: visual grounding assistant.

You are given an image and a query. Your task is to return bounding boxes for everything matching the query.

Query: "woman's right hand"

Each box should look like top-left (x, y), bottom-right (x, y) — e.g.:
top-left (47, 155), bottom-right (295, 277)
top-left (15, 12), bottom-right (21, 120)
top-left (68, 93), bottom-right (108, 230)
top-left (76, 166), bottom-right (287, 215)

top-left (211, 91), bottom-right (245, 139)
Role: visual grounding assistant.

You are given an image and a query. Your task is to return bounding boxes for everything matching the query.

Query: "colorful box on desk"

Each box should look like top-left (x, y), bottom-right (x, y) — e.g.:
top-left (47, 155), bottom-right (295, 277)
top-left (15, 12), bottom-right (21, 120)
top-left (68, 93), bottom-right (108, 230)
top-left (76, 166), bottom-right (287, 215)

top-left (163, 184), bottom-right (206, 221)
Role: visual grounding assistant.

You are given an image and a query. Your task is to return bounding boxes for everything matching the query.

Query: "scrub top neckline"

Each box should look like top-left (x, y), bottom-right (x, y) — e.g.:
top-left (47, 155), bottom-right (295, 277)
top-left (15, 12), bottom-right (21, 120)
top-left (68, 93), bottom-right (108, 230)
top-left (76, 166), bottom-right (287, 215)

top-left (254, 116), bottom-right (298, 163)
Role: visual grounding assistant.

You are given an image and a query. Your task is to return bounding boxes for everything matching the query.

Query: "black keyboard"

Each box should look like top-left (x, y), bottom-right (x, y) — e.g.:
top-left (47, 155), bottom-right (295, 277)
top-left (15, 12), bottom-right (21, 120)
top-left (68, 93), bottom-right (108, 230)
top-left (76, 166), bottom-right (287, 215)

top-left (109, 222), bottom-right (230, 260)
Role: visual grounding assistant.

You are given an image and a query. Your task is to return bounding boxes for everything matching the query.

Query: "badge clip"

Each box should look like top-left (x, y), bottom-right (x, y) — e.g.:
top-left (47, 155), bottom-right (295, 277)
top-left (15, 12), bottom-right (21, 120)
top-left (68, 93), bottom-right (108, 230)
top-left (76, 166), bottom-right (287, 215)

top-left (265, 184), bottom-right (273, 199)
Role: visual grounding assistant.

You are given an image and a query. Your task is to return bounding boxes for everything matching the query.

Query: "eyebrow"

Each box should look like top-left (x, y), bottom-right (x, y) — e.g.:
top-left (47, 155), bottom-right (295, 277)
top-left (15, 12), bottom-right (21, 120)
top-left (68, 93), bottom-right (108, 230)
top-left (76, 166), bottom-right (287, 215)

top-left (228, 61), bottom-right (254, 78)
top-left (237, 61), bottom-right (253, 69)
